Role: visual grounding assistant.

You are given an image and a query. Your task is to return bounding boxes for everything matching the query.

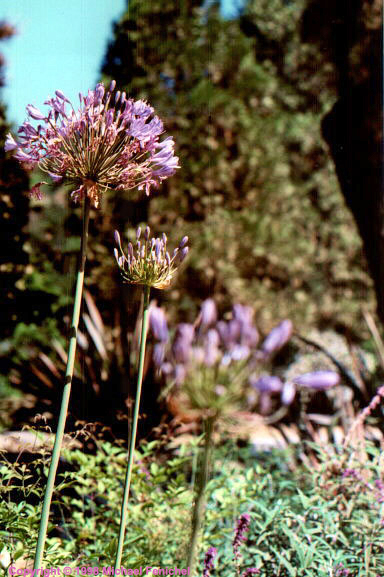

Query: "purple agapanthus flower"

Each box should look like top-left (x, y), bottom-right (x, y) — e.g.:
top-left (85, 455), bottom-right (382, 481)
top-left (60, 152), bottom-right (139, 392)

top-left (6, 81), bottom-right (179, 207)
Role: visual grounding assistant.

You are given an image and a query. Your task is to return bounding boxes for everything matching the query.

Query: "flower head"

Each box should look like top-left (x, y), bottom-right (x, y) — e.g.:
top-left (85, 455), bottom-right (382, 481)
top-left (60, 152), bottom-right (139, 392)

top-left (6, 81), bottom-right (179, 207)
top-left (114, 226), bottom-right (188, 289)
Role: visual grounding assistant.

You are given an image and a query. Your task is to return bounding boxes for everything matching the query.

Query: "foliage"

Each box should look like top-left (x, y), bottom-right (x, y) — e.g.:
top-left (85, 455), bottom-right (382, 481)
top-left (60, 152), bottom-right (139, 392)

top-left (1, 436), bottom-right (384, 574)
top-left (101, 0), bottom-right (374, 333)
top-left (1, 0), bottom-right (378, 423)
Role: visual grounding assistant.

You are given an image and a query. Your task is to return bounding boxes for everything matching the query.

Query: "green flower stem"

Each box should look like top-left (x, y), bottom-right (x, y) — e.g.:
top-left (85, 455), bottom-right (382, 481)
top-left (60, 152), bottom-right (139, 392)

top-left (34, 197), bottom-right (91, 570)
top-left (114, 284), bottom-right (151, 570)
top-left (187, 415), bottom-right (216, 576)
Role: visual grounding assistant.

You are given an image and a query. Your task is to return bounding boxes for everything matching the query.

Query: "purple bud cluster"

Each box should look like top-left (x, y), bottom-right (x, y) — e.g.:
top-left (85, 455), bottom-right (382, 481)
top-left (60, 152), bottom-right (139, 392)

top-left (114, 226), bottom-right (188, 289)
top-left (5, 81), bottom-right (179, 207)
top-left (149, 299), bottom-right (339, 413)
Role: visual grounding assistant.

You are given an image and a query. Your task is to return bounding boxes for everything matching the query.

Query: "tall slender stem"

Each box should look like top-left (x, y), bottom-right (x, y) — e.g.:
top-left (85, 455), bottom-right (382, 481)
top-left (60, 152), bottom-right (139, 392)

top-left (187, 415), bottom-right (215, 576)
top-left (34, 197), bottom-right (91, 570)
top-left (114, 284), bottom-right (151, 570)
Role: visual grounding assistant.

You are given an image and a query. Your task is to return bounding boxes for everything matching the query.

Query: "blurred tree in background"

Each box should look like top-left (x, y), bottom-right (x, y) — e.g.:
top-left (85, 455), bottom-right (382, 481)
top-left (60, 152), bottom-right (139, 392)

top-left (0, 0), bottom-right (380, 429)
top-left (0, 22), bottom-right (30, 398)
top-left (301, 0), bottom-right (383, 320)
top-left (101, 0), bottom-right (374, 333)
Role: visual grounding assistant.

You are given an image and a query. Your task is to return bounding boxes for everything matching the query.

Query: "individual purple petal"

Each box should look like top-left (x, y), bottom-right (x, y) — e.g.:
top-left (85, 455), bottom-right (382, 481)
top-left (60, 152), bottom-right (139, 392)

top-left (179, 236), bottom-right (188, 248)
top-left (48, 172), bottom-right (63, 183)
top-left (250, 375), bottom-right (283, 393)
top-left (4, 133), bottom-right (18, 151)
top-left (26, 104), bottom-right (46, 120)
top-left (13, 150), bottom-right (37, 163)
top-left (230, 344), bottom-right (250, 361)
top-left (55, 89), bottom-right (70, 103)
top-left (200, 299), bottom-right (217, 328)
top-left (204, 329), bottom-right (220, 367)
top-left (281, 381), bottom-right (296, 405)
top-left (259, 392), bottom-right (272, 414)
top-left (262, 319), bottom-right (293, 355)
top-left (174, 363), bottom-right (186, 385)
top-left (217, 319), bottom-right (240, 349)
top-left (149, 305), bottom-right (169, 342)
top-left (172, 324), bottom-right (194, 363)
top-left (153, 343), bottom-right (166, 368)
top-left (293, 371), bottom-right (340, 390)
top-left (233, 304), bottom-right (253, 326)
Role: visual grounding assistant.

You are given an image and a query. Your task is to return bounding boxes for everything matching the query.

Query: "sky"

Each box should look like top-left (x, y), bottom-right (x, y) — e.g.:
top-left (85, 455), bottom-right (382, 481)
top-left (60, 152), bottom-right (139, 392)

top-left (0, 0), bottom-right (240, 127)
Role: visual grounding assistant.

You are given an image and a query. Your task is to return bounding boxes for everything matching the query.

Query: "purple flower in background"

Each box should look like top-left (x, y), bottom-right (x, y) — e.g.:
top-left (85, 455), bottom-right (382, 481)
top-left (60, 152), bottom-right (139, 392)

top-left (153, 343), bottom-right (167, 368)
top-left (292, 371), bottom-right (340, 390)
top-left (233, 304), bottom-right (259, 348)
top-left (6, 81), bottom-right (179, 207)
top-left (200, 299), bottom-right (217, 328)
top-left (250, 375), bottom-right (283, 393)
top-left (217, 319), bottom-right (241, 349)
top-left (149, 304), bottom-right (169, 342)
top-left (281, 371), bottom-right (339, 406)
top-left (204, 329), bottom-right (220, 367)
top-left (203, 547), bottom-right (217, 577)
top-left (233, 513), bottom-right (251, 562)
top-left (172, 324), bottom-right (195, 364)
top-left (262, 319), bottom-right (293, 356)
top-left (281, 381), bottom-right (296, 406)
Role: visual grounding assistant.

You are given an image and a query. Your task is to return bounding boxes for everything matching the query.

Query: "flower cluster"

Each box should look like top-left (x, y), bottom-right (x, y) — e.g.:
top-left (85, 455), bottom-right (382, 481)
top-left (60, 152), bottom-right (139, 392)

top-left (114, 226), bottom-right (188, 289)
top-left (5, 81), bottom-right (179, 207)
top-left (149, 299), bottom-right (340, 417)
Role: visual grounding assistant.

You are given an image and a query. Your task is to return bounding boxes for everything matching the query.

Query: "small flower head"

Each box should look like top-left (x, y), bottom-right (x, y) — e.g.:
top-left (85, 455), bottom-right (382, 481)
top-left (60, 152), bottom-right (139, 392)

top-left (114, 226), bottom-right (188, 289)
top-left (6, 81), bottom-right (179, 207)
